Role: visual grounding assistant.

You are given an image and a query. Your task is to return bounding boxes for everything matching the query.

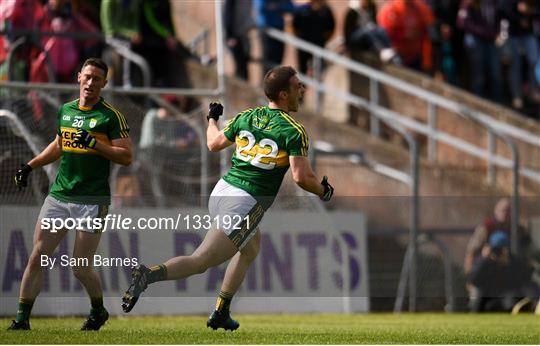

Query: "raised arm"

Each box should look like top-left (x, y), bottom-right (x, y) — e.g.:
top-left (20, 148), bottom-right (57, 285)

top-left (206, 102), bottom-right (234, 152)
top-left (207, 119), bottom-right (234, 152)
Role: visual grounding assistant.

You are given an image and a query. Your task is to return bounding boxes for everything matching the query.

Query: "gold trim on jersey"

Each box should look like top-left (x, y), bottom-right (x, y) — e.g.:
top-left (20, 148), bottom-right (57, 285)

top-left (60, 127), bottom-right (111, 154)
top-left (278, 111), bottom-right (309, 156)
top-left (235, 136), bottom-right (289, 167)
top-left (223, 107), bottom-right (257, 133)
top-left (102, 100), bottom-right (130, 138)
top-left (78, 104), bottom-right (92, 111)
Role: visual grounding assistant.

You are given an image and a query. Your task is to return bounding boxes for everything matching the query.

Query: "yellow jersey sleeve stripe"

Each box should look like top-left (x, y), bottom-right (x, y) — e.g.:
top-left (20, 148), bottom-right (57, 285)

top-left (103, 101), bottom-right (127, 130)
top-left (104, 106), bottom-right (129, 138)
top-left (103, 100), bottom-right (129, 134)
top-left (282, 116), bottom-right (307, 149)
top-left (223, 118), bottom-right (235, 132)
top-left (223, 109), bottom-right (249, 132)
top-left (103, 101), bottom-right (129, 131)
top-left (279, 112), bottom-right (308, 149)
top-left (279, 111), bottom-right (308, 140)
top-left (280, 112), bottom-right (308, 142)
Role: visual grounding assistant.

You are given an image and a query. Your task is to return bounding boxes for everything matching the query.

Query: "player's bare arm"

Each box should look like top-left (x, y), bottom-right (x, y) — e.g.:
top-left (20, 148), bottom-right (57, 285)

top-left (289, 155), bottom-right (325, 196)
top-left (290, 156), bottom-right (334, 201)
top-left (93, 137), bottom-right (133, 166)
top-left (15, 136), bottom-right (62, 189)
top-left (207, 121), bottom-right (233, 152)
top-left (73, 129), bottom-right (133, 166)
top-left (28, 135), bottom-right (62, 169)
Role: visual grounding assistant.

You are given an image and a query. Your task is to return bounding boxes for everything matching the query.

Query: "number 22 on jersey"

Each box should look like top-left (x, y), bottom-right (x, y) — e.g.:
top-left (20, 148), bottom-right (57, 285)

top-left (236, 130), bottom-right (279, 170)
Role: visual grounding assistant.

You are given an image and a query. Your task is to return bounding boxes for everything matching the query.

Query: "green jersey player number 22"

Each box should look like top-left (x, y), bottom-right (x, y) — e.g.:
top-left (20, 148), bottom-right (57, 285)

top-left (122, 66), bottom-right (333, 333)
top-left (236, 130), bottom-right (279, 169)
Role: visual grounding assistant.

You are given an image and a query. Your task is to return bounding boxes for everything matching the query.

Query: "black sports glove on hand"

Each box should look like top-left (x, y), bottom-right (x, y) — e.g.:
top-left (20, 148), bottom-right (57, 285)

top-left (14, 164), bottom-right (32, 189)
top-left (207, 102), bottom-right (223, 122)
top-left (320, 176), bottom-right (334, 202)
top-left (74, 128), bottom-right (96, 149)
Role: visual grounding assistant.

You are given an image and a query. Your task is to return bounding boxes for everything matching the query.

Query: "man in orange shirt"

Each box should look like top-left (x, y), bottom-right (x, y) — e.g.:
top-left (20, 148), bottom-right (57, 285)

top-left (377, 0), bottom-right (435, 72)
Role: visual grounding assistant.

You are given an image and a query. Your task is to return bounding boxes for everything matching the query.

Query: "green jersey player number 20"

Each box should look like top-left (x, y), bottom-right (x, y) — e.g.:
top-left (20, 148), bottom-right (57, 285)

top-left (9, 58), bottom-right (133, 332)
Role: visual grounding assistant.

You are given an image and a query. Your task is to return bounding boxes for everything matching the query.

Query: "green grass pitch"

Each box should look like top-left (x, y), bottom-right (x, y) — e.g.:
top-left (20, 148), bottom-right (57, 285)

top-left (1, 313), bottom-right (539, 344)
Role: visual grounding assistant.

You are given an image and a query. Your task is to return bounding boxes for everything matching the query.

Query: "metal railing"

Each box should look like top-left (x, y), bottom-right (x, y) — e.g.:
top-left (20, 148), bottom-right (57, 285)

top-left (103, 36), bottom-right (152, 90)
top-left (0, 81), bottom-right (220, 98)
top-left (0, 20), bottom-right (226, 208)
top-left (394, 233), bottom-right (455, 313)
top-left (458, 109), bottom-right (521, 256)
top-left (308, 96), bottom-right (420, 311)
top-left (1, 27), bottom-right (216, 96)
top-left (187, 27), bottom-right (211, 65)
top-left (5, 36), bottom-right (56, 82)
top-left (0, 110), bottom-right (53, 205)
top-left (311, 141), bottom-right (410, 185)
top-left (265, 28), bottom-right (540, 185)
top-left (263, 27), bottom-right (540, 311)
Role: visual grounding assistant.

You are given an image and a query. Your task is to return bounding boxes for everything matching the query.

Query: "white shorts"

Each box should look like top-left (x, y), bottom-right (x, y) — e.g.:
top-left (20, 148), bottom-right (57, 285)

top-left (208, 179), bottom-right (265, 249)
top-left (38, 196), bottom-right (109, 233)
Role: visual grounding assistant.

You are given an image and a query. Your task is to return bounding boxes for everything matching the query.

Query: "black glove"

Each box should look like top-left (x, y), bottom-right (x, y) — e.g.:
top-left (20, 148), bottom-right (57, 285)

top-left (14, 164), bottom-right (32, 189)
top-left (207, 102), bottom-right (223, 121)
top-left (74, 128), bottom-right (96, 149)
top-left (320, 176), bottom-right (334, 202)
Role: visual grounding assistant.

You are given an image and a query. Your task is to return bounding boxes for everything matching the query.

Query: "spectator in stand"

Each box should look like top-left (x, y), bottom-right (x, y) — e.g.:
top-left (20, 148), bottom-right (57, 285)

top-left (71, 0), bottom-right (103, 58)
top-left (224, 0), bottom-right (255, 81)
top-left (377, 0), bottom-right (435, 73)
top-left (457, 0), bottom-right (502, 101)
top-left (468, 231), bottom-right (537, 312)
top-left (100, 0), bottom-right (141, 86)
top-left (292, 0), bottom-right (335, 76)
top-left (136, 0), bottom-right (192, 88)
top-left (427, 0), bottom-right (462, 85)
top-left (343, 0), bottom-right (399, 127)
top-left (344, 0), bottom-right (376, 51)
top-left (499, 0), bottom-right (540, 110)
top-left (26, 0), bottom-right (98, 126)
top-left (71, 0), bottom-right (102, 29)
top-left (344, 0), bottom-right (400, 64)
top-left (0, 0), bottom-right (42, 81)
top-left (254, 0), bottom-right (297, 76)
top-left (100, 0), bottom-right (140, 43)
top-left (32, 0), bottom-right (99, 83)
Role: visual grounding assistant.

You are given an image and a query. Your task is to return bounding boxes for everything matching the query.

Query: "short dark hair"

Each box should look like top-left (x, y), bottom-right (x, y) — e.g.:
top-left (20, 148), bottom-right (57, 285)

top-left (263, 66), bottom-right (297, 101)
top-left (81, 58), bottom-right (108, 77)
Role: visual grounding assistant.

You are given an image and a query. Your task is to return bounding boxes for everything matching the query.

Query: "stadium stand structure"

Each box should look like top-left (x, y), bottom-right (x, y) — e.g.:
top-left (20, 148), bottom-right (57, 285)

top-left (1, 6), bottom-right (540, 312)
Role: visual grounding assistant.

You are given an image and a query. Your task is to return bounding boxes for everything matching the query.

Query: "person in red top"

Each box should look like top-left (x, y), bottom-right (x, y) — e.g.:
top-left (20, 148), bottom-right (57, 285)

top-left (0, 0), bottom-right (43, 80)
top-left (32, 0), bottom-right (99, 83)
top-left (377, 0), bottom-right (435, 72)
